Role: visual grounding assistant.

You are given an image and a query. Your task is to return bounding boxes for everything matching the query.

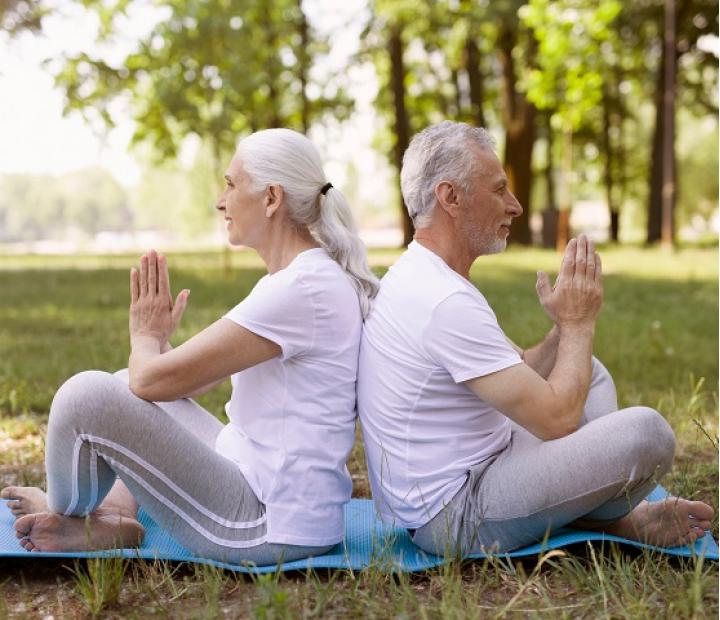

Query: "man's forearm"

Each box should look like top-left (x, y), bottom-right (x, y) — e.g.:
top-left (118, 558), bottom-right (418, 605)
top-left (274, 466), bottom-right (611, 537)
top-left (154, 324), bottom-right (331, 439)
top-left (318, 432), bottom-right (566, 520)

top-left (522, 325), bottom-right (560, 379)
top-left (544, 324), bottom-right (594, 435)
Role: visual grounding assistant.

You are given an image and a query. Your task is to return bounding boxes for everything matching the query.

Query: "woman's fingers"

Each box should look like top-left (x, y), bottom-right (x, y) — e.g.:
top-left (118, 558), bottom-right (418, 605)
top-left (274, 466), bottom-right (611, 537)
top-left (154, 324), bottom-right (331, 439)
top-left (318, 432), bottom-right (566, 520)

top-left (140, 254), bottom-right (148, 296)
top-left (130, 267), bottom-right (139, 304)
top-left (594, 252), bottom-right (602, 285)
top-left (158, 254), bottom-right (171, 301)
top-left (171, 289), bottom-right (190, 327)
top-left (148, 250), bottom-right (158, 295)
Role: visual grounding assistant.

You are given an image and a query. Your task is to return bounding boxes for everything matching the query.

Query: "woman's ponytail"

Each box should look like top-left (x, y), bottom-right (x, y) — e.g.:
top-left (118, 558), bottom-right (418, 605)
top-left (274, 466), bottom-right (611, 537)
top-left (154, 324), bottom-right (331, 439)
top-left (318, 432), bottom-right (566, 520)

top-left (312, 188), bottom-right (379, 318)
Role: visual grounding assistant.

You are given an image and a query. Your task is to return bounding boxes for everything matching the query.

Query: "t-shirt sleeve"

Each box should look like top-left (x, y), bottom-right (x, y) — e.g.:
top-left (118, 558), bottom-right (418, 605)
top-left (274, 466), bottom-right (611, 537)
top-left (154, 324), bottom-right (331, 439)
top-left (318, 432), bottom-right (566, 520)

top-left (223, 272), bottom-right (314, 360)
top-left (422, 290), bottom-right (522, 383)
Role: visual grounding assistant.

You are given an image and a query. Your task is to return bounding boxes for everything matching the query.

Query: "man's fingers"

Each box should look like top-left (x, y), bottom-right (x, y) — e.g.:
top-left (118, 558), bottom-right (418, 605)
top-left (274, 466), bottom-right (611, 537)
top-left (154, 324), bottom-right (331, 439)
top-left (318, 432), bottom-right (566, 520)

top-left (158, 254), bottom-right (171, 300)
top-left (171, 290), bottom-right (190, 326)
top-left (558, 238), bottom-right (577, 282)
top-left (130, 268), bottom-right (139, 304)
top-left (140, 254), bottom-right (148, 296)
top-left (574, 234), bottom-right (587, 284)
top-left (586, 239), bottom-right (596, 280)
top-left (148, 249), bottom-right (158, 295)
top-left (536, 271), bottom-right (552, 303)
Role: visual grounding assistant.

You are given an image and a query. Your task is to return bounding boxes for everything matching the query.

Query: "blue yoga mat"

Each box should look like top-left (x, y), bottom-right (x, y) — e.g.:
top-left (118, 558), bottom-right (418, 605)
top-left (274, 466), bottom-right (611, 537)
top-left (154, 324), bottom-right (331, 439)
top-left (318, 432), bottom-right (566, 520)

top-left (0, 485), bottom-right (716, 573)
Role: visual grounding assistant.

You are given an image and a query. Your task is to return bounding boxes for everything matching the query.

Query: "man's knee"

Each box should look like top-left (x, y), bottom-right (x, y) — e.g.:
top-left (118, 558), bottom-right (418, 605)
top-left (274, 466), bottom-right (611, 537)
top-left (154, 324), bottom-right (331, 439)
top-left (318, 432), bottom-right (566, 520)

top-left (617, 406), bottom-right (676, 478)
top-left (591, 356), bottom-right (614, 386)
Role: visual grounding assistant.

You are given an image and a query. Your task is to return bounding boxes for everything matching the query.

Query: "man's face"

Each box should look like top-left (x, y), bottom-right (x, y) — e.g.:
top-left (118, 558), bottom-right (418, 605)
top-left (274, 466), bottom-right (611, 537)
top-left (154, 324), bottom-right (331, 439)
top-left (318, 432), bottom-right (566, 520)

top-left (458, 146), bottom-right (523, 256)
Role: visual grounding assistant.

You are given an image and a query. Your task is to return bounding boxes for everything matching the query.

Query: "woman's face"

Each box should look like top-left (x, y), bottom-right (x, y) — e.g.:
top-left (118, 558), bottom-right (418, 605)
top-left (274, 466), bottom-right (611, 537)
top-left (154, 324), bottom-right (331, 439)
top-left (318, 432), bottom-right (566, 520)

top-left (216, 156), bottom-right (265, 247)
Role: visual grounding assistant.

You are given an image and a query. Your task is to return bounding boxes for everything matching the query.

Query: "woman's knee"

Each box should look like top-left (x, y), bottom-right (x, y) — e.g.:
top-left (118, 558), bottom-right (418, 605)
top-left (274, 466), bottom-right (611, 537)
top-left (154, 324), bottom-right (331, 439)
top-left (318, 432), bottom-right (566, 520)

top-left (49, 370), bottom-right (130, 428)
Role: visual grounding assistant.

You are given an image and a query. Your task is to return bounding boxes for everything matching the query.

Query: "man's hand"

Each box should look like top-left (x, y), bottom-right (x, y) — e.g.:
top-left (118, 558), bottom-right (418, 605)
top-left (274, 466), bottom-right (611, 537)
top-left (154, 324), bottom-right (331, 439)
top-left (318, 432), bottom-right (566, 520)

top-left (129, 250), bottom-right (189, 347)
top-left (535, 234), bottom-right (602, 330)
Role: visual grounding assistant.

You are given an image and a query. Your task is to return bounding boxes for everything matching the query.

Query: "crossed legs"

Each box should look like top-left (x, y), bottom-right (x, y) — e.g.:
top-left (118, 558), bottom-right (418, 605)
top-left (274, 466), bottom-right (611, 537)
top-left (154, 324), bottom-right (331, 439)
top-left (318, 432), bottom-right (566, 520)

top-left (412, 359), bottom-right (714, 555)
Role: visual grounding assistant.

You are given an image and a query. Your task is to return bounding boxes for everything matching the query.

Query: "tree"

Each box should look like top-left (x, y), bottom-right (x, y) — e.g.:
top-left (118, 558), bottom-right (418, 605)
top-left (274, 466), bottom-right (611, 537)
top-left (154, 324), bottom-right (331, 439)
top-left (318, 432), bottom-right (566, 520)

top-left (0, 0), bottom-right (48, 36)
top-left (521, 0), bottom-right (622, 249)
top-left (643, 0), bottom-right (718, 245)
top-left (53, 0), bottom-right (352, 174)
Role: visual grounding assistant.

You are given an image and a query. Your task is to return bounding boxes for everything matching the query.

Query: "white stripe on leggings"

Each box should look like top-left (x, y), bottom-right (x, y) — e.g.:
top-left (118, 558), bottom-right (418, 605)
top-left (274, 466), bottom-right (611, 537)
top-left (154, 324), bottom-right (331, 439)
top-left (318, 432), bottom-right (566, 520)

top-left (64, 435), bottom-right (84, 516)
top-left (77, 433), bottom-right (266, 529)
top-left (105, 456), bottom-right (268, 549)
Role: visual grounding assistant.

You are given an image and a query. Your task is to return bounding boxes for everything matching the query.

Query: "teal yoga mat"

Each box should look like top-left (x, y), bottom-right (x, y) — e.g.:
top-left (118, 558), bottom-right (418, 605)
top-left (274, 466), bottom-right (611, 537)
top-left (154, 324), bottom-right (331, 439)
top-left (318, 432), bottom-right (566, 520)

top-left (0, 485), bottom-right (716, 573)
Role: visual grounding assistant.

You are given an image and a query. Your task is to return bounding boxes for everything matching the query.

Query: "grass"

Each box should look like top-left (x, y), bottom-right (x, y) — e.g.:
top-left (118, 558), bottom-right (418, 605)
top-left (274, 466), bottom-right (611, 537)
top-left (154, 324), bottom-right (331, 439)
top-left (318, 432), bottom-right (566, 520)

top-left (0, 245), bottom-right (717, 618)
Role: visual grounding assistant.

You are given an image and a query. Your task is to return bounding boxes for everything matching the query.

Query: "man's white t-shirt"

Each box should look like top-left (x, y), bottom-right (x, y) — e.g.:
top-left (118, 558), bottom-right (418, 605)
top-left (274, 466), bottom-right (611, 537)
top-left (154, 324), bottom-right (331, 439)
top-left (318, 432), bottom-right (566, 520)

top-left (357, 242), bottom-right (522, 528)
top-left (215, 248), bottom-right (361, 546)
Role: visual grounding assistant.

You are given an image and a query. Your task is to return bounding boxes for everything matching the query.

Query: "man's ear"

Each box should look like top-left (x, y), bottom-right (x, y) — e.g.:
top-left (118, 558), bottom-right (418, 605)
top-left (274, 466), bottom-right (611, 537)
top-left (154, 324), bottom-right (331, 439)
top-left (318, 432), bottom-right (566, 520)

top-left (434, 180), bottom-right (460, 218)
top-left (264, 184), bottom-right (284, 218)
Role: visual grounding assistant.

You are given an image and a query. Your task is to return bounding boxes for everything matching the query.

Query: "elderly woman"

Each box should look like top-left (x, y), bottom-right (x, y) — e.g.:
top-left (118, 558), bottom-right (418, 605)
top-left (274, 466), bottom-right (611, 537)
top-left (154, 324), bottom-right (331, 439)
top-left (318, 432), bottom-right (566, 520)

top-left (2, 129), bottom-right (379, 565)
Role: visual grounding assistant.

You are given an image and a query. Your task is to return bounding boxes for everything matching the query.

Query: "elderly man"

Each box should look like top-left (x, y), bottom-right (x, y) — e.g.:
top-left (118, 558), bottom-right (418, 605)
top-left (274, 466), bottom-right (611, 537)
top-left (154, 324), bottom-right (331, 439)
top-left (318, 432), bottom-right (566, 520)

top-left (357, 121), bottom-right (713, 555)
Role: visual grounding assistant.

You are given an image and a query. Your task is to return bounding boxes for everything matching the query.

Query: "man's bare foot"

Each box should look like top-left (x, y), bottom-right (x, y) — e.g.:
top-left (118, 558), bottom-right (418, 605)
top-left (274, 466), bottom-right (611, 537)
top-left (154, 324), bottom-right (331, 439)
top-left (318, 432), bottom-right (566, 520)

top-left (601, 497), bottom-right (714, 547)
top-left (14, 509), bottom-right (144, 552)
top-left (1, 486), bottom-right (48, 518)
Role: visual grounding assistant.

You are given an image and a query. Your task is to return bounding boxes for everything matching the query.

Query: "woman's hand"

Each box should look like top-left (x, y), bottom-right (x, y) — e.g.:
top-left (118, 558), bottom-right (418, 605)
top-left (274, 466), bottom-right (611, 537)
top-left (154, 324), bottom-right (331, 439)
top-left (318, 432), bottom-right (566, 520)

top-left (129, 250), bottom-right (189, 347)
top-left (535, 234), bottom-right (603, 330)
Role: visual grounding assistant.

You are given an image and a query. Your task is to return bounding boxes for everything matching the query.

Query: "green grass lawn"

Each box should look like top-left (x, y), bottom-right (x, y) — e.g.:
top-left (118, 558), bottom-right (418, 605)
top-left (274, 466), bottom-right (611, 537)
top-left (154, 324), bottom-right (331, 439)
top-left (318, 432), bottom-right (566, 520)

top-left (0, 245), bottom-right (717, 618)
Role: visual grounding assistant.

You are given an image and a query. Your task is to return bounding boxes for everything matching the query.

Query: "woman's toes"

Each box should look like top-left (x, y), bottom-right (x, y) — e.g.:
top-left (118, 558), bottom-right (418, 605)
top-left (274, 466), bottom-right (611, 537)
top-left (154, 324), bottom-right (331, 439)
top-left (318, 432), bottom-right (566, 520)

top-left (0, 486), bottom-right (19, 499)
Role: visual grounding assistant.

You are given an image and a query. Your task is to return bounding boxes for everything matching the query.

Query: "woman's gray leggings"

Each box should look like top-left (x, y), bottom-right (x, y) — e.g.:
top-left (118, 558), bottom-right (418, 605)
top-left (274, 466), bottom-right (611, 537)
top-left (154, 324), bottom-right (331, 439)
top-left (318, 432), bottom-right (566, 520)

top-left (411, 358), bottom-right (677, 555)
top-left (44, 370), bottom-right (332, 565)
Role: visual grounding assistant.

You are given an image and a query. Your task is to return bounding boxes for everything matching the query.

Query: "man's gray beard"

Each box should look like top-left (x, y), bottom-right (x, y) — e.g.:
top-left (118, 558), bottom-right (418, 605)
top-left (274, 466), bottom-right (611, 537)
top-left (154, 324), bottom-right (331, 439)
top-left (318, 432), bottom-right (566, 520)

top-left (462, 222), bottom-right (507, 257)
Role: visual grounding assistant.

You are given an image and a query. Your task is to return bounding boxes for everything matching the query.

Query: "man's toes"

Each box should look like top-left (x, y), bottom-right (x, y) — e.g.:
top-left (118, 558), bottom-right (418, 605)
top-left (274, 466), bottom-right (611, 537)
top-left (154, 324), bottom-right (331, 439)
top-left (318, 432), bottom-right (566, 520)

top-left (15, 514), bottom-right (35, 536)
top-left (688, 501), bottom-right (715, 521)
top-left (21, 539), bottom-right (35, 551)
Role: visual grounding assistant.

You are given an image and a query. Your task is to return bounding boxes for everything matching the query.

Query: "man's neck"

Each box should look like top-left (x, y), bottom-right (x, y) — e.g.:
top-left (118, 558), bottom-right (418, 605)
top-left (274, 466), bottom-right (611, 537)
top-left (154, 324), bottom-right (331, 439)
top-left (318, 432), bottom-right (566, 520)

top-left (413, 230), bottom-right (475, 279)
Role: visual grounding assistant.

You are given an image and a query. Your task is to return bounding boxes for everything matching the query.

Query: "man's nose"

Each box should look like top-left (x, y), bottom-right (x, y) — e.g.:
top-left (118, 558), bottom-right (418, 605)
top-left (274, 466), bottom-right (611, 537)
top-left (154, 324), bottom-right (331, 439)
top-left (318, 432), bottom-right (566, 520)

top-left (507, 191), bottom-right (523, 217)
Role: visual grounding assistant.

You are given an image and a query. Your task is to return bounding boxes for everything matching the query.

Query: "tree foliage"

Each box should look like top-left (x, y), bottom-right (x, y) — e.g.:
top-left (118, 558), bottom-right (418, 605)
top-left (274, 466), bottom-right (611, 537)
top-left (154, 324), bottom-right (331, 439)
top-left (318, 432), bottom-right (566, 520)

top-left (54, 0), bottom-right (352, 163)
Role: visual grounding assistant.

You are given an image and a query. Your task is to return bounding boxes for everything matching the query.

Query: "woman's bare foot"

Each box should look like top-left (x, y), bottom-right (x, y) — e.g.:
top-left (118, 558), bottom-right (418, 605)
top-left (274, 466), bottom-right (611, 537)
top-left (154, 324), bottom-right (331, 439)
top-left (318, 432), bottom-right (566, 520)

top-left (1, 486), bottom-right (48, 518)
top-left (602, 497), bottom-right (715, 547)
top-left (14, 509), bottom-right (144, 552)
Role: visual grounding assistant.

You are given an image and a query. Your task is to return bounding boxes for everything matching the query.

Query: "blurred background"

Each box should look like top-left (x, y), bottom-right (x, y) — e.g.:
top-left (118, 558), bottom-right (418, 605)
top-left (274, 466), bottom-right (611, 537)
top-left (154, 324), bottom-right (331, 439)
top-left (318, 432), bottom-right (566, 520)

top-left (0, 0), bottom-right (717, 253)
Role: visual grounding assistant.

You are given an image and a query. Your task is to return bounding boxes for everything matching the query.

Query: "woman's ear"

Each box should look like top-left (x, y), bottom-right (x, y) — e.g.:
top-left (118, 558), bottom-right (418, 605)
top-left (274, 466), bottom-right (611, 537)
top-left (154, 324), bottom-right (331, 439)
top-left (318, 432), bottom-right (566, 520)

top-left (264, 184), bottom-right (284, 218)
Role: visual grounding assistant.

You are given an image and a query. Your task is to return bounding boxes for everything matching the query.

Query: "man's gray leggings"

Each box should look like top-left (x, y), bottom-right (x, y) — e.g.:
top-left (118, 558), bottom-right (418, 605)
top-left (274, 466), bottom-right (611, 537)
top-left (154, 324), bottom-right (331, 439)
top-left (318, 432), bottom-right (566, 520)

top-left (411, 358), bottom-right (677, 555)
top-left (44, 370), bottom-right (332, 565)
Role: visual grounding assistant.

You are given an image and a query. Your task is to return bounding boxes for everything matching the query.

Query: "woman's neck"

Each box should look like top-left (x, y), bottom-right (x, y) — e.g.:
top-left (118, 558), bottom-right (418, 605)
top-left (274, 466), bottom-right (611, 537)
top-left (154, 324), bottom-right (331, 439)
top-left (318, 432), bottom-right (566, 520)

top-left (256, 227), bottom-right (321, 274)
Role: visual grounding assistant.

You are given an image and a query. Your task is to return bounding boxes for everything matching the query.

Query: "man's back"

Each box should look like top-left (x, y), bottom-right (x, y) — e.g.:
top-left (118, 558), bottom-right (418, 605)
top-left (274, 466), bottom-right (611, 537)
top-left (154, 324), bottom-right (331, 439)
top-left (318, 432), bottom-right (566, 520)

top-left (357, 241), bottom-right (521, 528)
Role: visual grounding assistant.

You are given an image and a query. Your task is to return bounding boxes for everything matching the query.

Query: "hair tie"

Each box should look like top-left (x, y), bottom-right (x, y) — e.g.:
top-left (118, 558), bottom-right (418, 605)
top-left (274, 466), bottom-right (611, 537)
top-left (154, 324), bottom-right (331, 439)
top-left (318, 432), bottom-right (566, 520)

top-left (320, 182), bottom-right (333, 195)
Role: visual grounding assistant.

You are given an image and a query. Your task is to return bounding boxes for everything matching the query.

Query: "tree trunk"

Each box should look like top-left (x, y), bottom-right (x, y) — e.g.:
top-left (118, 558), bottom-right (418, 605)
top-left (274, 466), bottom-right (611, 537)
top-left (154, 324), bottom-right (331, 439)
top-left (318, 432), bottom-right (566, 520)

top-left (541, 112), bottom-right (558, 248)
top-left (602, 86), bottom-right (619, 243)
top-left (261, 1), bottom-right (281, 128)
top-left (498, 26), bottom-right (535, 246)
top-left (647, 23), bottom-right (666, 243)
top-left (297, 0), bottom-right (310, 133)
top-left (389, 23), bottom-right (414, 247)
top-left (464, 38), bottom-right (485, 127)
top-left (556, 126), bottom-right (572, 251)
top-left (660, 0), bottom-right (676, 248)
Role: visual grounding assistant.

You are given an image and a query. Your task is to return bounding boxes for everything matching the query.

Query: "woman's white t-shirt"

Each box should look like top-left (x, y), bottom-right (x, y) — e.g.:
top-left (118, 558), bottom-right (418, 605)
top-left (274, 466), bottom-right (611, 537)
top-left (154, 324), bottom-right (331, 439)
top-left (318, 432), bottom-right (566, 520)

top-left (215, 248), bottom-right (361, 546)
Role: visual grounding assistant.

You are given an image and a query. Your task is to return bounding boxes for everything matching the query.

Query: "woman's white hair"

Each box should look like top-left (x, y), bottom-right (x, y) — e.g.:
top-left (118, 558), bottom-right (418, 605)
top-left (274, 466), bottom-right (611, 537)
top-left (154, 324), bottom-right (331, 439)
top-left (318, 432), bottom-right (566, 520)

top-left (400, 121), bottom-right (495, 229)
top-left (237, 128), bottom-right (379, 318)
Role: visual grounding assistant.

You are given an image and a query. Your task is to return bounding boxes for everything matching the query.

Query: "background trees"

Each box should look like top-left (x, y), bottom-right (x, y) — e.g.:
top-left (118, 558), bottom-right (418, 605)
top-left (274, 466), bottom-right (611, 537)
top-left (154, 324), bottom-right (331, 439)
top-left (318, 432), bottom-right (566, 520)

top-left (0, 0), bottom-right (717, 248)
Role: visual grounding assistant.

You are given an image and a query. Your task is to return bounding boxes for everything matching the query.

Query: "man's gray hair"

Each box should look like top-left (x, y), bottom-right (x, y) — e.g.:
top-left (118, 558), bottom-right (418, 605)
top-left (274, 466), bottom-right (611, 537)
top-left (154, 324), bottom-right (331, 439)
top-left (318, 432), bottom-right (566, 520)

top-left (400, 121), bottom-right (495, 229)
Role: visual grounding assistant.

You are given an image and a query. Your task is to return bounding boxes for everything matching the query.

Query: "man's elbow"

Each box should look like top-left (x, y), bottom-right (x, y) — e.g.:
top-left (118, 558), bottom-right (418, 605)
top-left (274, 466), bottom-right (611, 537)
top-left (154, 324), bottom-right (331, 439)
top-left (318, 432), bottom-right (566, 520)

top-left (533, 406), bottom-right (582, 441)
